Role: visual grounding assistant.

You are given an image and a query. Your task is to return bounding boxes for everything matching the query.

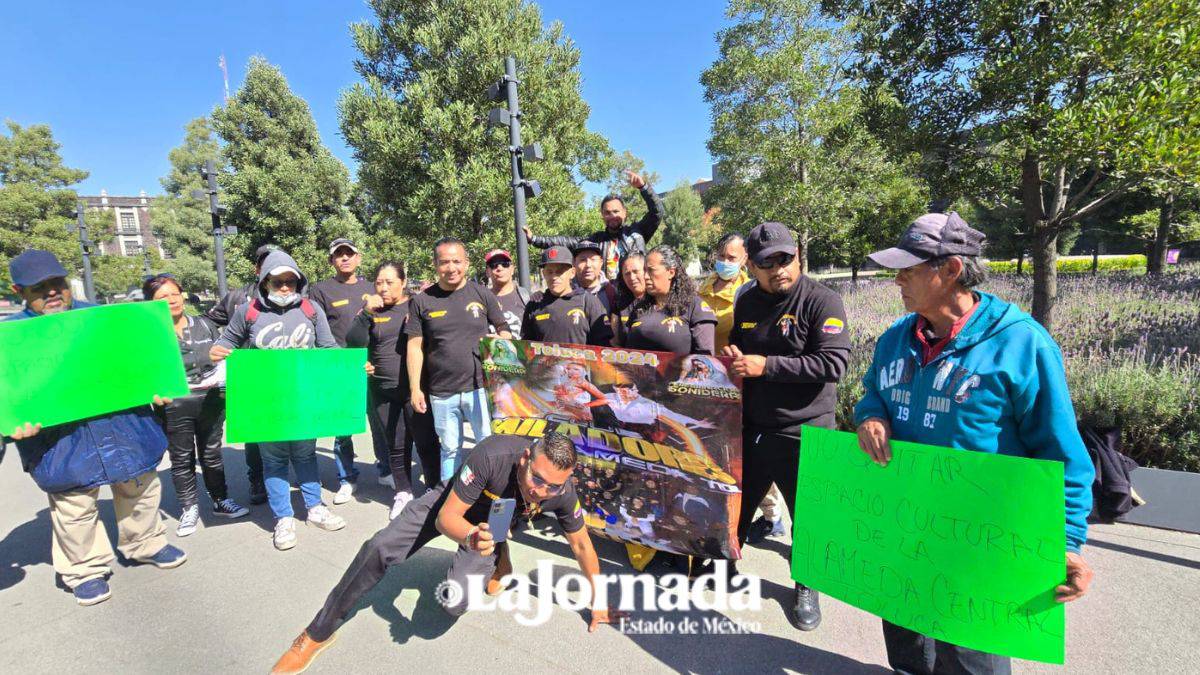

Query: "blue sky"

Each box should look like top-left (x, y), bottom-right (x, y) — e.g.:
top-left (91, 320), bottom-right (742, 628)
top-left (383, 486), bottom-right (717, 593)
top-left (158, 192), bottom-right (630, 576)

top-left (1, 0), bottom-right (729, 199)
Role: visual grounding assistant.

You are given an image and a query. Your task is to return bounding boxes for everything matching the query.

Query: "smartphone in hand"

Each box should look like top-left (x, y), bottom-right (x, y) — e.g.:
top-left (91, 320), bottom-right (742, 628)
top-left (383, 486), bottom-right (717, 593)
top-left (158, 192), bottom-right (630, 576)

top-left (488, 498), bottom-right (517, 543)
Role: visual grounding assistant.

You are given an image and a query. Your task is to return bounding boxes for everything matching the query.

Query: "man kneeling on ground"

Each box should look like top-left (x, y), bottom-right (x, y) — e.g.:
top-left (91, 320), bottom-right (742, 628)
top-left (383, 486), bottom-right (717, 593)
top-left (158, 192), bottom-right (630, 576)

top-left (271, 431), bottom-right (622, 673)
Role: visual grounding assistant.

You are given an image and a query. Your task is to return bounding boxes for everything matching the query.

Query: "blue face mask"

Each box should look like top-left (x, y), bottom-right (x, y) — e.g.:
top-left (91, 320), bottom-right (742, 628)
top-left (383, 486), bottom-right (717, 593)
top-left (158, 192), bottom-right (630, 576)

top-left (714, 260), bottom-right (741, 281)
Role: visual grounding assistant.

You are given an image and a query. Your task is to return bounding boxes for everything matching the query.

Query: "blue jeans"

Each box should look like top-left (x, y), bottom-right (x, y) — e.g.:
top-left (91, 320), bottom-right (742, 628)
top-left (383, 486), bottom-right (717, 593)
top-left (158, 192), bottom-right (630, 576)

top-left (332, 436), bottom-right (359, 484)
top-left (430, 388), bottom-right (492, 482)
top-left (260, 440), bottom-right (323, 519)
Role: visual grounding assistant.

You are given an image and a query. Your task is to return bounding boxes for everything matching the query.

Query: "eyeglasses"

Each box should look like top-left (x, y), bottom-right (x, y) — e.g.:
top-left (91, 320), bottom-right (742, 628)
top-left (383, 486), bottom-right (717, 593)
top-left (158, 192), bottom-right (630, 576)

top-left (527, 463), bottom-right (568, 495)
top-left (488, 260), bottom-right (512, 269)
top-left (267, 277), bottom-right (299, 289)
top-left (755, 253), bottom-right (796, 270)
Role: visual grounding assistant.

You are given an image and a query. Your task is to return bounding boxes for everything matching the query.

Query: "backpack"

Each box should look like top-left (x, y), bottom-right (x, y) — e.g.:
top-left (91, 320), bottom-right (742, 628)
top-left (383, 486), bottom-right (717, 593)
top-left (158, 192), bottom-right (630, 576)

top-left (245, 297), bottom-right (317, 323)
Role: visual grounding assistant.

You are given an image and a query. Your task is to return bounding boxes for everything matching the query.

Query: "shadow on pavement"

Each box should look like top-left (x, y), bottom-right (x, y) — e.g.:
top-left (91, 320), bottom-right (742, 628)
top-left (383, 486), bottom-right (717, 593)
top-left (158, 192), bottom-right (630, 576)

top-left (1086, 537), bottom-right (1200, 570)
top-left (0, 507), bottom-right (51, 591)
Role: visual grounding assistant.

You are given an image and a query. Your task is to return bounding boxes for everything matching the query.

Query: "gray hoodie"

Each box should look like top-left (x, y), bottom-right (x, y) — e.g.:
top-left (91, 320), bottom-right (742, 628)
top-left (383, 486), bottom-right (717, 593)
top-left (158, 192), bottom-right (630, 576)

top-left (214, 249), bottom-right (337, 351)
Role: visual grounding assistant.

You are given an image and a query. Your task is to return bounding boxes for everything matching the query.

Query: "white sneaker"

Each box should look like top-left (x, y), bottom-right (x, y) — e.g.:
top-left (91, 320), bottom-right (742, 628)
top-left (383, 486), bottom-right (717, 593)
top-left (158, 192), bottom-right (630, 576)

top-left (274, 517), bottom-right (298, 550)
top-left (390, 491), bottom-right (414, 520)
top-left (307, 505), bottom-right (346, 531)
top-left (333, 481), bottom-right (355, 505)
top-left (377, 473), bottom-right (396, 490)
top-left (177, 504), bottom-right (200, 537)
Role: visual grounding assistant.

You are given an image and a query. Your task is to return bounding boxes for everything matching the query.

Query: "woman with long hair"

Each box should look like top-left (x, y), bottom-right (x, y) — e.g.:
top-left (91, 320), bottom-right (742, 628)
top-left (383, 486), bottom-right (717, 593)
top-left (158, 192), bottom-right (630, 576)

top-left (347, 260), bottom-right (440, 519)
top-left (611, 252), bottom-right (646, 337)
top-left (142, 273), bottom-right (248, 537)
top-left (619, 245), bottom-right (716, 355)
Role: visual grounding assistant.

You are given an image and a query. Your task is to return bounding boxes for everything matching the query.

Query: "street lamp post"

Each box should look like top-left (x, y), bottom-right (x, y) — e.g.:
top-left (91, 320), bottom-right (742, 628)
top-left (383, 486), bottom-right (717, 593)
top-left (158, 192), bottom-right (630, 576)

top-left (191, 159), bottom-right (235, 298)
top-left (486, 56), bottom-right (544, 291)
top-left (69, 200), bottom-right (97, 302)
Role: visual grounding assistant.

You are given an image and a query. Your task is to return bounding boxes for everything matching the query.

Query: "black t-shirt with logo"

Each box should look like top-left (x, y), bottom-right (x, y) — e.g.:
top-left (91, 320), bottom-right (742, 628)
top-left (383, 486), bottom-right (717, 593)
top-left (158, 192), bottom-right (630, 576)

top-left (348, 299), bottom-right (410, 390)
top-left (729, 275), bottom-right (851, 435)
top-left (623, 296), bottom-right (717, 355)
top-left (309, 276), bottom-right (374, 346)
top-left (451, 434), bottom-right (584, 533)
top-left (492, 288), bottom-right (527, 338)
top-left (521, 288), bottom-right (613, 346)
top-left (405, 281), bottom-right (507, 397)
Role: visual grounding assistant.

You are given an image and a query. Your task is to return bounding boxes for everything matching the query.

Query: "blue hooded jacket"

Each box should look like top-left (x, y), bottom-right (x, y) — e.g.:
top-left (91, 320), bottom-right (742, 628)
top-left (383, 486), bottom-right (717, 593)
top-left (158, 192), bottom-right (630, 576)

top-left (3, 300), bottom-right (168, 493)
top-left (854, 291), bottom-right (1094, 552)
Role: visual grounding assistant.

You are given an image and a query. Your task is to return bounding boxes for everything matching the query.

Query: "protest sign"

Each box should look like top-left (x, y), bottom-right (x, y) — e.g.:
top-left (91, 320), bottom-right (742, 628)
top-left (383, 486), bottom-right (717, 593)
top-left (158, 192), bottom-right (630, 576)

top-left (225, 348), bottom-right (367, 443)
top-left (0, 301), bottom-right (189, 431)
top-left (792, 426), bottom-right (1066, 664)
top-left (481, 338), bottom-right (744, 559)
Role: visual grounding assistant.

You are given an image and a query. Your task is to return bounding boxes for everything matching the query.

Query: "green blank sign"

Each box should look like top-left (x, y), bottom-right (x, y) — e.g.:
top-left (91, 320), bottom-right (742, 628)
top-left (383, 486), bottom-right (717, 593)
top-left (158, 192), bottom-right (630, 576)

top-left (792, 426), bottom-right (1066, 664)
top-left (225, 348), bottom-right (367, 443)
top-left (0, 302), bottom-right (190, 432)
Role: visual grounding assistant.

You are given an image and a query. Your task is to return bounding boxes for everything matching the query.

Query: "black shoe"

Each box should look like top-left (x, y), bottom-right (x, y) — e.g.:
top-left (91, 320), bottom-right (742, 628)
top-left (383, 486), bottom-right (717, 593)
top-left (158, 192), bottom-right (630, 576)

top-left (690, 558), bottom-right (738, 589)
top-left (249, 481), bottom-right (268, 506)
top-left (790, 583), bottom-right (821, 631)
top-left (746, 516), bottom-right (774, 544)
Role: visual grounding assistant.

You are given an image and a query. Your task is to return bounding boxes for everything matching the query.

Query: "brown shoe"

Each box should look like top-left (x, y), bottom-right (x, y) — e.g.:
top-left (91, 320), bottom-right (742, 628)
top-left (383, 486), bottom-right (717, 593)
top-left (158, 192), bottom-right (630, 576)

top-left (270, 631), bottom-right (337, 674)
top-left (487, 545), bottom-right (513, 596)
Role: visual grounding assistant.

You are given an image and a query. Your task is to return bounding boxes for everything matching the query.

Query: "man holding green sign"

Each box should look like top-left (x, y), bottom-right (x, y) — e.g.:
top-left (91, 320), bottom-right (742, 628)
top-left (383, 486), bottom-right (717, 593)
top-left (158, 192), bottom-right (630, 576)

top-left (2, 250), bottom-right (188, 607)
top-left (848, 213), bottom-right (1095, 672)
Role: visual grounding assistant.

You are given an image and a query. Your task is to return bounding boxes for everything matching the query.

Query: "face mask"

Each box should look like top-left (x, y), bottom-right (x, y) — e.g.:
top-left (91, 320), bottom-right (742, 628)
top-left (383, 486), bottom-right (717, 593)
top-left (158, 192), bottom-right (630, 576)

top-left (268, 291), bottom-right (299, 307)
top-left (714, 260), bottom-right (741, 281)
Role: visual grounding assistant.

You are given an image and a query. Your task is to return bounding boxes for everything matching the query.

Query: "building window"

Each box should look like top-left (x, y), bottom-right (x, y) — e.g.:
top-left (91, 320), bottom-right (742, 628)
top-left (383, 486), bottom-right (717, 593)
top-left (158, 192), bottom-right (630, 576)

top-left (119, 210), bottom-right (138, 234)
top-left (121, 235), bottom-right (144, 256)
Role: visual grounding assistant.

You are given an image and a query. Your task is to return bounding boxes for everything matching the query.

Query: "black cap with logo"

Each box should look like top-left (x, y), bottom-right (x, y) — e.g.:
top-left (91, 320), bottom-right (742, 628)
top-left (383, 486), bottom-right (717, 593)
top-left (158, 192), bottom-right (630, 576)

top-left (746, 222), bottom-right (797, 266)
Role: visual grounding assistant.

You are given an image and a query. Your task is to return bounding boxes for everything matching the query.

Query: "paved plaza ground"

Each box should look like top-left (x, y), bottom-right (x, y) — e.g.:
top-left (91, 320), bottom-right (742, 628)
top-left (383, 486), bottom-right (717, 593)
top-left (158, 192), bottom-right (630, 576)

top-left (1, 432), bottom-right (1197, 674)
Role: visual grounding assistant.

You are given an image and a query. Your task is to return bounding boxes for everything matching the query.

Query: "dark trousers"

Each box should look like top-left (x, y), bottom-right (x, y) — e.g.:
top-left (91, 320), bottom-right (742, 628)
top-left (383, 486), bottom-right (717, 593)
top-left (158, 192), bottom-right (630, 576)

top-left (245, 443), bottom-right (264, 486)
top-left (882, 620), bottom-right (1012, 675)
top-left (306, 482), bottom-right (503, 641)
top-left (161, 389), bottom-right (228, 506)
top-left (366, 383), bottom-right (440, 493)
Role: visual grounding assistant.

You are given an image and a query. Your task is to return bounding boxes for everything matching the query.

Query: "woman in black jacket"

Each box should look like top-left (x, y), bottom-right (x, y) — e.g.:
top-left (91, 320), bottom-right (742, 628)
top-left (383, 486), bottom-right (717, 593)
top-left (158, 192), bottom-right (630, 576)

top-left (346, 261), bottom-right (440, 520)
top-left (143, 274), bottom-right (248, 537)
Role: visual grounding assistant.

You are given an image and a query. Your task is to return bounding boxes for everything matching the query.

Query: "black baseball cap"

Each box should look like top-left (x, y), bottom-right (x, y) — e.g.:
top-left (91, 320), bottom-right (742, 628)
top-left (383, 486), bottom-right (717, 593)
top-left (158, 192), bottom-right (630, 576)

top-left (541, 246), bottom-right (574, 267)
top-left (253, 244), bottom-right (279, 265)
top-left (868, 212), bottom-right (986, 269)
top-left (746, 222), bottom-right (797, 265)
top-left (328, 238), bottom-right (359, 255)
top-left (9, 249), bottom-right (68, 287)
top-left (571, 239), bottom-right (603, 257)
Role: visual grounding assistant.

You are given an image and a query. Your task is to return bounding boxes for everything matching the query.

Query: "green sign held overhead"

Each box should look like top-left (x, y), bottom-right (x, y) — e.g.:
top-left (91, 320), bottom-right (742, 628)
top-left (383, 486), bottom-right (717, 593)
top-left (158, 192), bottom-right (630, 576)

top-left (792, 426), bottom-right (1067, 664)
top-left (225, 348), bottom-right (367, 443)
top-left (0, 301), bottom-right (190, 433)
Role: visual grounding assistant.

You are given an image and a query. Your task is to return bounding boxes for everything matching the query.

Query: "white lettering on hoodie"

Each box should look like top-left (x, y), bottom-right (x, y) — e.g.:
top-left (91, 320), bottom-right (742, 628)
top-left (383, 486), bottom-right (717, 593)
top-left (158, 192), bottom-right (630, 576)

top-left (255, 321), bottom-right (314, 349)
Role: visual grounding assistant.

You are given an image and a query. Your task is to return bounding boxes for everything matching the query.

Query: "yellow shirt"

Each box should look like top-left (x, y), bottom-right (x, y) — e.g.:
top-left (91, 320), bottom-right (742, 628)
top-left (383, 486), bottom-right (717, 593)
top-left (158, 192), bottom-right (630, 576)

top-left (698, 269), bottom-right (750, 352)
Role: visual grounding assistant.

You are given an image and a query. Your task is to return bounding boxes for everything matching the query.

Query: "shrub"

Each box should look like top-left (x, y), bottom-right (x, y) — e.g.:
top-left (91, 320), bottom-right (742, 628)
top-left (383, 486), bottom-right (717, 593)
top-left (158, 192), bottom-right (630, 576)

top-left (986, 254), bottom-right (1146, 274)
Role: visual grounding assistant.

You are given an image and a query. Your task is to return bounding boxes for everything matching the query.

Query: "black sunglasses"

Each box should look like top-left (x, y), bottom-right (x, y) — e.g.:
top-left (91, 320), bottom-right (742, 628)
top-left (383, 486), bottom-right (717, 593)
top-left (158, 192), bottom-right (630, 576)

top-left (488, 259), bottom-right (512, 269)
top-left (755, 253), bottom-right (796, 270)
top-left (527, 463), bottom-right (568, 495)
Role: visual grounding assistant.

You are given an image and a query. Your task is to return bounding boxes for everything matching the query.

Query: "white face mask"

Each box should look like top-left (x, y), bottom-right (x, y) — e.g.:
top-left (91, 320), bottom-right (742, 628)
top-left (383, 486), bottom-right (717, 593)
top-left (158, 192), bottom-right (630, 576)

top-left (268, 291), bottom-right (299, 306)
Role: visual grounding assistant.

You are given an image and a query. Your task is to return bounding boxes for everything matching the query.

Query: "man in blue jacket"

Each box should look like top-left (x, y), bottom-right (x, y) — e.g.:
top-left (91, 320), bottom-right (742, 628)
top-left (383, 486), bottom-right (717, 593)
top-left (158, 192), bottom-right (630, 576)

top-left (854, 214), bottom-right (1095, 675)
top-left (3, 250), bottom-right (187, 607)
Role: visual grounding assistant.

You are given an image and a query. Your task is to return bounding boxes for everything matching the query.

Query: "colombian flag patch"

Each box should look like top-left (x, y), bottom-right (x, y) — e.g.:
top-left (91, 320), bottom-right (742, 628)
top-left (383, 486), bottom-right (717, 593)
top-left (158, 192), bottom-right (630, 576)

top-left (821, 317), bottom-right (845, 334)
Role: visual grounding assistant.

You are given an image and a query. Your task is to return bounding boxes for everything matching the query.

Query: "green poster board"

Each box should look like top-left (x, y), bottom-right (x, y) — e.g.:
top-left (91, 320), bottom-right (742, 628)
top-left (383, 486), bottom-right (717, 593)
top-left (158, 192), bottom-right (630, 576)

top-left (0, 302), bottom-right (190, 432)
top-left (792, 426), bottom-right (1066, 664)
top-left (225, 348), bottom-right (367, 443)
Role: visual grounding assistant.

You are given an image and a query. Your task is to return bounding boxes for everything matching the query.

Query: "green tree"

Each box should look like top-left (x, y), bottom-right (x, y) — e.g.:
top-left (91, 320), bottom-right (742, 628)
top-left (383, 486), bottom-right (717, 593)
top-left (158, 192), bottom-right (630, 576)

top-left (212, 57), bottom-right (362, 284)
top-left (339, 0), bottom-right (613, 278)
top-left (660, 179), bottom-right (708, 265)
top-left (0, 121), bottom-right (90, 289)
top-left (151, 117), bottom-right (221, 293)
top-left (828, 0), bottom-right (1200, 329)
top-left (701, 0), bottom-right (915, 274)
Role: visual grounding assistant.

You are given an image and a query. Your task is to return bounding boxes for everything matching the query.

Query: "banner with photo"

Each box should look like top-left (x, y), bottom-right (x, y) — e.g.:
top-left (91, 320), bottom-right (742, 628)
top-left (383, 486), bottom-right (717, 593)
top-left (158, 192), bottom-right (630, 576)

top-left (481, 338), bottom-right (745, 560)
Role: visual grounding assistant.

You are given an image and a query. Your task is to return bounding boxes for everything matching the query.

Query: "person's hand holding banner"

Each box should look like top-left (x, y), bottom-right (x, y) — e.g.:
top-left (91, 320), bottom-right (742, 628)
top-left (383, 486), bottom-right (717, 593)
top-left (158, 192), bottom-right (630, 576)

top-left (9, 422), bottom-right (42, 440)
top-left (1056, 552), bottom-right (1094, 603)
top-left (857, 416), bottom-right (893, 466)
top-left (588, 608), bottom-right (629, 633)
top-left (210, 344), bottom-right (232, 362)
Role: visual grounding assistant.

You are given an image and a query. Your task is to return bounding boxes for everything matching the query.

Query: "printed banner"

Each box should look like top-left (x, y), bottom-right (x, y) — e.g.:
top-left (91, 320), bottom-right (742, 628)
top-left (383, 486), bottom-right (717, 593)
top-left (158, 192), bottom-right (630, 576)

top-left (0, 301), bottom-right (189, 431)
top-left (225, 348), bottom-right (367, 443)
top-left (481, 338), bottom-right (744, 559)
top-left (792, 426), bottom-right (1067, 664)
